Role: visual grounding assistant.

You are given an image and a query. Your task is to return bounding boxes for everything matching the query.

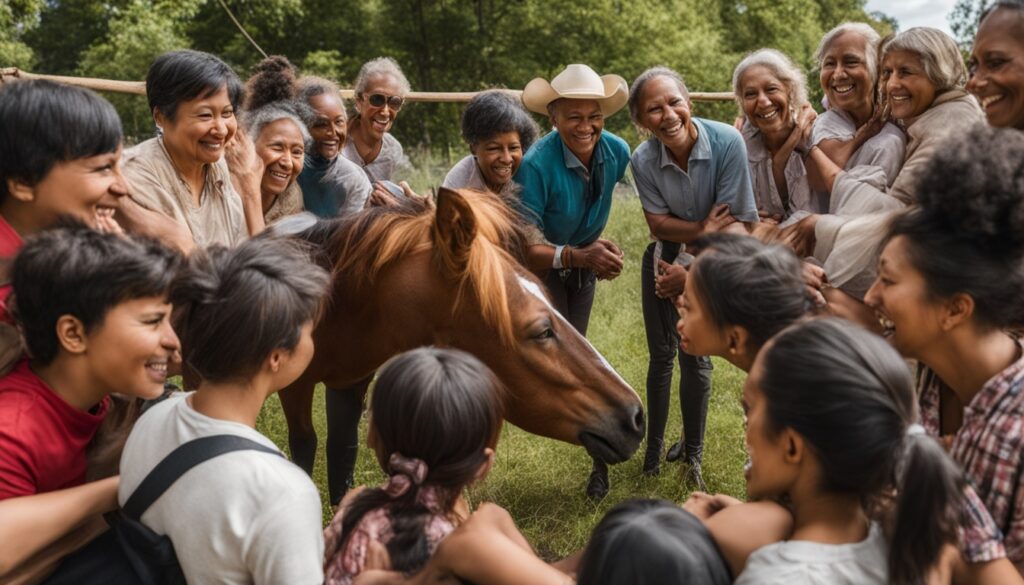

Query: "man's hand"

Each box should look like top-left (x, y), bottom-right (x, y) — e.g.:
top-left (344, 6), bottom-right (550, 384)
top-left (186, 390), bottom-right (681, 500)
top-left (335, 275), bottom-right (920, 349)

top-left (654, 259), bottom-right (686, 299)
top-left (576, 239), bottom-right (624, 280)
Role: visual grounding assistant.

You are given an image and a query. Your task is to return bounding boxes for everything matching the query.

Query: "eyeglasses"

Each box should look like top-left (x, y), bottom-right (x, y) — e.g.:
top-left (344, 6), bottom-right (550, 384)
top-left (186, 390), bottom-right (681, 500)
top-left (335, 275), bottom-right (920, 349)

top-left (363, 93), bottom-right (405, 110)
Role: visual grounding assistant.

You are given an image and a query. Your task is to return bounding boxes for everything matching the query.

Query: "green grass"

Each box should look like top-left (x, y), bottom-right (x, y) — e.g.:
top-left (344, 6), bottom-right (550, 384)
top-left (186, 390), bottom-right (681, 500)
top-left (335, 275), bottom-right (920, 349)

top-left (254, 190), bottom-right (749, 557)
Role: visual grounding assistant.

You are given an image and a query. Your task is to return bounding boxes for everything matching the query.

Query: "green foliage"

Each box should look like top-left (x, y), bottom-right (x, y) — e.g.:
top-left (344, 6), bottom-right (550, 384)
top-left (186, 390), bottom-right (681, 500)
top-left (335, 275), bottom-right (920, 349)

top-left (950, 0), bottom-right (990, 49)
top-left (7, 0), bottom-right (889, 149)
top-left (0, 0), bottom-right (44, 68)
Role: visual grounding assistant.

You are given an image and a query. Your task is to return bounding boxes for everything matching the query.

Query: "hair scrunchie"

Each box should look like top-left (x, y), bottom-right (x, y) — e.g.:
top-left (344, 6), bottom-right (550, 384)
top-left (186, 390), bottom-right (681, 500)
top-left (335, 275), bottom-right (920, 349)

top-left (384, 453), bottom-right (428, 498)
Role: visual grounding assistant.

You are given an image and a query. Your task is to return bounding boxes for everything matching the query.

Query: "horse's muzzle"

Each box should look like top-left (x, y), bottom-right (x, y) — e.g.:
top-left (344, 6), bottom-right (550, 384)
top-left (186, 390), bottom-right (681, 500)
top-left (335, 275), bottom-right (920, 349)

top-left (578, 402), bottom-right (645, 464)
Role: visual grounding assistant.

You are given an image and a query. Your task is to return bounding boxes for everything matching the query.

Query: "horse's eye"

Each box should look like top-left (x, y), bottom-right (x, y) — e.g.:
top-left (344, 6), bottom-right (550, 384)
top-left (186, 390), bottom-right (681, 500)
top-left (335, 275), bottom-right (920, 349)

top-left (532, 327), bottom-right (555, 341)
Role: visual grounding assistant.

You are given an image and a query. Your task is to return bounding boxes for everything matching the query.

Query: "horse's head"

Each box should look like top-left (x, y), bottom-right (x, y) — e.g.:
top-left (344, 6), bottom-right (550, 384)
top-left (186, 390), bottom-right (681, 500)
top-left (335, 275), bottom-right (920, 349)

top-left (425, 188), bottom-right (644, 464)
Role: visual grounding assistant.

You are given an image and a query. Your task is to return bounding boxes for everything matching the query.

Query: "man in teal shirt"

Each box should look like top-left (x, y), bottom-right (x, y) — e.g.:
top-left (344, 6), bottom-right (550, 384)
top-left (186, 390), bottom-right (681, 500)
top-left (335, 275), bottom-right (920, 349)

top-left (518, 64), bottom-right (631, 500)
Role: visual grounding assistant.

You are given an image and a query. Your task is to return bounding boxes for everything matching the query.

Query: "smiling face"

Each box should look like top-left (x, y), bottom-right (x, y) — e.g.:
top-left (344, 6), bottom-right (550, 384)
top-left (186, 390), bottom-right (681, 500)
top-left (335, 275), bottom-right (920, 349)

top-left (255, 118), bottom-right (305, 199)
top-left (86, 296), bottom-right (180, 399)
top-left (637, 75), bottom-right (695, 151)
top-left (356, 74), bottom-right (403, 141)
top-left (864, 236), bottom-right (947, 359)
top-left (968, 7), bottom-right (1024, 129)
top-left (819, 31), bottom-right (875, 118)
top-left (157, 85), bottom-right (237, 166)
top-left (550, 98), bottom-right (605, 163)
top-left (307, 92), bottom-right (347, 159)
top-left (15, 147), bottom-right (128, 230)
top-left (742, 353), bottom-right (799, 500)
top-left (739, 65), bottom-right (793, 134)
top-left (471, 131), bottom-right (523, 190)
top-left (676, 275), bottom-right (730, 359)
top-left (882, 49), bottom-right (938, 121)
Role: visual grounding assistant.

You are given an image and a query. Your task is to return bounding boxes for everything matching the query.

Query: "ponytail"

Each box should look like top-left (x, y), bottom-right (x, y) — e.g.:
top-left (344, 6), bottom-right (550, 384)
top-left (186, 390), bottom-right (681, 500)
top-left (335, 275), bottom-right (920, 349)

top-left (889, 431), bottom-right (964, 585)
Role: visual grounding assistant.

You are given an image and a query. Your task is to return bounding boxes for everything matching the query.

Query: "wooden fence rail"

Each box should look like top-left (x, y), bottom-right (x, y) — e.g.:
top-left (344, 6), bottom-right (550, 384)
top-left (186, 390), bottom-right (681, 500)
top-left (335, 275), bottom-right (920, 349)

top-left (0, 67), bottom-right (737, 103)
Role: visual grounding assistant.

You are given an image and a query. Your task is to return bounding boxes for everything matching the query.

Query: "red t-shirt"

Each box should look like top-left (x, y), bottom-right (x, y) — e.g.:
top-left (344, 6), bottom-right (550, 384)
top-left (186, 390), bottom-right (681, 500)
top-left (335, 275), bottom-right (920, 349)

top-left (0, 215), bottom-right (23, 323)
top-left (0, 360), bottom-right (109, 499)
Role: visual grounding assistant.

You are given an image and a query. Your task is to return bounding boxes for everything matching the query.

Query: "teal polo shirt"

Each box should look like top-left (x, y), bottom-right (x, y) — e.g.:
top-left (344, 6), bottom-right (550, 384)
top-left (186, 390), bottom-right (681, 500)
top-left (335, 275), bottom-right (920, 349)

top-left (515, 130), bottom-right (630, 246)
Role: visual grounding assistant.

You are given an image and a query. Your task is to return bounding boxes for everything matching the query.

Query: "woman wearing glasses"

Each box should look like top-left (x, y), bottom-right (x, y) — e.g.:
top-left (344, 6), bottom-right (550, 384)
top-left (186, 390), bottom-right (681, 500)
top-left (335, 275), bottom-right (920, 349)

top-left (343, 57), bottom-right (414, 204)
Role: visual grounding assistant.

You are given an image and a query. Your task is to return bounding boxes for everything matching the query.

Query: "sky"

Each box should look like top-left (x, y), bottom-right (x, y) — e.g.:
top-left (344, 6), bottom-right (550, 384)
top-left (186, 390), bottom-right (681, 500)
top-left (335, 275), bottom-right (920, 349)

top-left (865, 0), bottom-right (957, 35)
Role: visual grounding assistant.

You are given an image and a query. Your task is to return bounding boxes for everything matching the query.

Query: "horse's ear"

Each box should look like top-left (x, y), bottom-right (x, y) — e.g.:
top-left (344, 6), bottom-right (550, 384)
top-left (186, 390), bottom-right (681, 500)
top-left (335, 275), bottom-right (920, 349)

top-left (434, 187), bottom-right (478, 274)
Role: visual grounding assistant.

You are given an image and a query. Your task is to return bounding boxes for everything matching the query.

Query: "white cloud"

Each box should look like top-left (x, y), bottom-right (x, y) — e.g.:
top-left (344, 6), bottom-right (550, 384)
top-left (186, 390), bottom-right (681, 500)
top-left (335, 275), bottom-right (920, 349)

top-left (865, 0), bottom-right (956, 35)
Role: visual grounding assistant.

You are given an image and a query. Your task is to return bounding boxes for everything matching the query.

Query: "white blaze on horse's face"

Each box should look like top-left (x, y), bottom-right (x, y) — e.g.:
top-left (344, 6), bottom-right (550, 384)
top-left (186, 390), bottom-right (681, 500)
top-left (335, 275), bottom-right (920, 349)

top-left (517, 275), bottom-right (636, 394)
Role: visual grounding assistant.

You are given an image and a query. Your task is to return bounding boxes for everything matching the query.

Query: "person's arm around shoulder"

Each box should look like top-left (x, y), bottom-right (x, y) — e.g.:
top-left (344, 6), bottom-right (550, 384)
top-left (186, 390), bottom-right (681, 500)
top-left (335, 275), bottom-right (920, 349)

top-left (0, 476), bottom-right (119, 578)
top-left (683, 493), bottom-right (793, 578)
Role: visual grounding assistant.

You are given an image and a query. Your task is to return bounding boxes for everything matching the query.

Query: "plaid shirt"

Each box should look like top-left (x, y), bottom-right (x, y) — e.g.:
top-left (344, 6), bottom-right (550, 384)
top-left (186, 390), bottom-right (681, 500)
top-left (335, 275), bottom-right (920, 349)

top-left (919, 343), bottom-right (1024, 562)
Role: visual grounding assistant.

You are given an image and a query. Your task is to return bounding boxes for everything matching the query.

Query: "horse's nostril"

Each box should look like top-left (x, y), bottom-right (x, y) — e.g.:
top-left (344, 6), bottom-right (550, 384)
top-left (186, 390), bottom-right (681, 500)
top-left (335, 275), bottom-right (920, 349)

top-left (630, 404), bottom-right (645, 433)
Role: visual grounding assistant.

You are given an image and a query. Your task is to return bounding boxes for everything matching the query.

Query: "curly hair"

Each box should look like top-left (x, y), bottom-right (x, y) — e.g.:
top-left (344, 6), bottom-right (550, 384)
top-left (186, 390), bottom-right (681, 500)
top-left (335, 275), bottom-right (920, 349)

top-left (242, 56), bottom-right (311, 146)
top-left (461, 90), bottom-right (540, 152)
top-left (886, 124), bottom-right (1024, 329)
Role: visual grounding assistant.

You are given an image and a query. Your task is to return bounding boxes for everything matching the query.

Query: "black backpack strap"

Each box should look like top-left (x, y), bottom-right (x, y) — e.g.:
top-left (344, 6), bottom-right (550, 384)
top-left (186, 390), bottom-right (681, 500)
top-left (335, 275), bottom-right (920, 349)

top-left (122, 434), bottom-right (284, 520)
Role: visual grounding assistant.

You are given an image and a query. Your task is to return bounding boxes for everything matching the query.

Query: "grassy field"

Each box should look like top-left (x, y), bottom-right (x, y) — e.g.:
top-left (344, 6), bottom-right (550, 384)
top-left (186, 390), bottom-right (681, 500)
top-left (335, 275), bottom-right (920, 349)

top-left (254, 190), bottom-right (750, 557)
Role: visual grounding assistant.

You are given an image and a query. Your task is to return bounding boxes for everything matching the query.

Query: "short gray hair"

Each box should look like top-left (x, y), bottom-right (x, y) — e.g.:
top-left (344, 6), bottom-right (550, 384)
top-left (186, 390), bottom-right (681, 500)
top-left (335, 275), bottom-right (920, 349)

top-left (732, 49), bottom-right (809, 117)
top-left (815, 22), bottom-right (883, 83)
top-left (354, 57), bottom-right (411, 97)
top-left (244, 102), bottom-right (311, 150)
top-left (881, 27), bottom-right (966, 92)
top-left (627, 66), bottom-right (690, 126)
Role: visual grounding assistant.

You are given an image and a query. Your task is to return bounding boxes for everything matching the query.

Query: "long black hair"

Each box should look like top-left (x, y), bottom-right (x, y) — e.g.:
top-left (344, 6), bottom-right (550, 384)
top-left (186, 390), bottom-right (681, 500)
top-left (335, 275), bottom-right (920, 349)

top-left (760, 318), bottom-right (963, 585)
top-left (339, 348), bottom-right (504, 574)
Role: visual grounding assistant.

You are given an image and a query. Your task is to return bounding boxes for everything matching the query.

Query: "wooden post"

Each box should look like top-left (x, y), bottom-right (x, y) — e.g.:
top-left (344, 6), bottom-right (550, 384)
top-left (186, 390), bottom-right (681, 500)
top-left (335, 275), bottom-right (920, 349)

top-left (0, 67), bottom-right (736, 103)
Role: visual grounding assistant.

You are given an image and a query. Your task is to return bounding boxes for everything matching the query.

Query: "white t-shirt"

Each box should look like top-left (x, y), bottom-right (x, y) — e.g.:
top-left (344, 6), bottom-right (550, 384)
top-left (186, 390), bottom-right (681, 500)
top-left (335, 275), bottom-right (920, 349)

top-left (735, 522), bottom-right (887, 585)
top-left (118, 393), bottom-right (324, 585)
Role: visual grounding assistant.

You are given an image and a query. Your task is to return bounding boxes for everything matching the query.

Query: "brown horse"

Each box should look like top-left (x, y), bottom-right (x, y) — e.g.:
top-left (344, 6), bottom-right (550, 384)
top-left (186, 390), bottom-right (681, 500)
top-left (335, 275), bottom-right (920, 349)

top-left (275, 188), bottom-right (643, 502)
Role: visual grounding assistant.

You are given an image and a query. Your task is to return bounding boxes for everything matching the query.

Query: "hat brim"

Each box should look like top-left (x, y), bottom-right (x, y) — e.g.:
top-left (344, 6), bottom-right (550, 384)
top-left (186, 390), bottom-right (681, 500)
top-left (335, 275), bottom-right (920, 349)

top-left (522, 74), bottom-right (629, 117)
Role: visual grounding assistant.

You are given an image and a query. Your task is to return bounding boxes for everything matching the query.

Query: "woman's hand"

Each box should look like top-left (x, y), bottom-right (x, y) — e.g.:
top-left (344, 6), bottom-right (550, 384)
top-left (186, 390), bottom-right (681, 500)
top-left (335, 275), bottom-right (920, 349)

top-left (224, 127), bottom-right (264, 199)
top-left (682, 492), bottom-right (743, 521)
top-left (701, 203), bottom-right (736, 234)
top-left (854, 101), bottom-right (891, 144)
top-left (801, 260), bottom-right (829, 308)
top-left (655, 259), bottom-right (686, 299)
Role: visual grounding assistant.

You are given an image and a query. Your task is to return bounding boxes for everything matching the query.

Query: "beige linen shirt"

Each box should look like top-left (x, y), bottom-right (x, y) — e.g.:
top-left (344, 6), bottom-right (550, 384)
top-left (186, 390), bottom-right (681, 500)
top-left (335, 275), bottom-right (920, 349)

top-left (123, 137), bottom-right (248, 248)
top-left (264, 181), bottom-right (304, 225)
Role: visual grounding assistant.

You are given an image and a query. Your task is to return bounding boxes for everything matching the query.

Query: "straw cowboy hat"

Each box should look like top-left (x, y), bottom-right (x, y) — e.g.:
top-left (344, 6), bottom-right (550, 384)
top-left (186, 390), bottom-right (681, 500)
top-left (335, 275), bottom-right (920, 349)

top-left (522, 64), bottom-right (628, 117)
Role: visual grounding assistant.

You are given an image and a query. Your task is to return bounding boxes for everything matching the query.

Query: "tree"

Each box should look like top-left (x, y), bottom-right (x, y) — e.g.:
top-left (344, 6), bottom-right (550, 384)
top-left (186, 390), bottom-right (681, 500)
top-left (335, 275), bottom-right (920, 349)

top-left (950, 0), bottom-right (990, 49)
top-left (0, 0), bottom-right (44, 68)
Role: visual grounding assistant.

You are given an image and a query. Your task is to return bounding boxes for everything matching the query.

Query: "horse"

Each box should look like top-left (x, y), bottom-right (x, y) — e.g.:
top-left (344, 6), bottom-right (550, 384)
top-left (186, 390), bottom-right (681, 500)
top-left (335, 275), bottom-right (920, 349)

top-left (275, 187), bottom-right (644, 503)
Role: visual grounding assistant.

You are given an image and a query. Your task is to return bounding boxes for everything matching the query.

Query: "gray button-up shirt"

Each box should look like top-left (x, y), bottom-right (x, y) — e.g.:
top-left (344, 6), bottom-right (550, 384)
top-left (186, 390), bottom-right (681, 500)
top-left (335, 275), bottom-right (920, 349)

top-left (630, 117), bottom-right (758, 224)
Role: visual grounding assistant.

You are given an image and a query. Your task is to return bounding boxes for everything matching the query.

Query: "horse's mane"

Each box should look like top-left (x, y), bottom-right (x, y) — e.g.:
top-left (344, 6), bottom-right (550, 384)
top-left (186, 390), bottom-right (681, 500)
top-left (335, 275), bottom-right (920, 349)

top-left (313, 190), bottom-right (528, 346)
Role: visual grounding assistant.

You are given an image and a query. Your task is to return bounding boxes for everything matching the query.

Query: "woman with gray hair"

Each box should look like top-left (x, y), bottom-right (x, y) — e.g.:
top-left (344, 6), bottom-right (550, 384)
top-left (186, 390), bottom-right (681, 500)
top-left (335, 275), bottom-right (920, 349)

top-left (732, 49), bottom-right (817, 224)
top-left (799, 27), bottom-right (985, 308)
top-left (809, 22), bottom-right (906, 190)
top-left (343, 57), bottom-right (414, 204)
top-left (242, 56), bottom-right (311, 224)
top-left (442, 90), bottom-right (539, 197)
top-left (295, 75), bottom-right (372, 219)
